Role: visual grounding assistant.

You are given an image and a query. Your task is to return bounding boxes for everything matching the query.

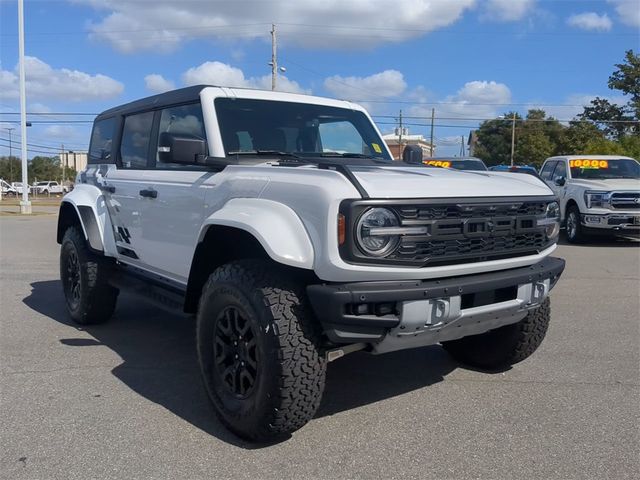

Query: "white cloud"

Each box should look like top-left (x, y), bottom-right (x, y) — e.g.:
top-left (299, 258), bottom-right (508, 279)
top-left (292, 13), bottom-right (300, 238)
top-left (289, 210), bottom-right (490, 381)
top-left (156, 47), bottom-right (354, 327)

top-left (567, 12), bottom-right (612, 32)
top-left (144, 74), bottom-right (175, 94)
top-left (76, 0), bottom-right (476, 53)
top-left (0, 56), bottom-right (123, 102)
top-left (482, 0), bottom-right (536, 22)
top-left (607, 0), bottom-right (640, 27)
top-left (436, 80), bottom-right (512, 119)
top-left (323, 70), bottom-right (407, 101)
top-left (181, 61), bottom-right (308, 94)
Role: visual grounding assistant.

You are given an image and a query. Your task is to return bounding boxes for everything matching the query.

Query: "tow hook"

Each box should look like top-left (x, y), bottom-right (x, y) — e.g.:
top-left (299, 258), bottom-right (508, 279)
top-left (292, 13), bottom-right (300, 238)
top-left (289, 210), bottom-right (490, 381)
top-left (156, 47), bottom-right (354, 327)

top-left (325, 343), bottom-right (368, 362)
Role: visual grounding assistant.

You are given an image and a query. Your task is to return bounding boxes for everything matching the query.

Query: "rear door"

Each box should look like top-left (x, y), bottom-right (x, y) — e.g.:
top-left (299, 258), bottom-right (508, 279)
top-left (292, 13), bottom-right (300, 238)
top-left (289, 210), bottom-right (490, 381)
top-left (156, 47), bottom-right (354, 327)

top-left (106, 110), bottom-right (155, 265)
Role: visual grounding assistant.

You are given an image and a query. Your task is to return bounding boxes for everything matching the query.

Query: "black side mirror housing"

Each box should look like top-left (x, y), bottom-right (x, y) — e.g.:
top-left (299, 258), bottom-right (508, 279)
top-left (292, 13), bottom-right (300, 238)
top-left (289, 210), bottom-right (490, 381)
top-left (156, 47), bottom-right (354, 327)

top-left (554, 176), bottom-right (566, 186)
top-left (158, 132), bottom-right (206, 165)
top-left (402, 144), bottom-right (423, 164)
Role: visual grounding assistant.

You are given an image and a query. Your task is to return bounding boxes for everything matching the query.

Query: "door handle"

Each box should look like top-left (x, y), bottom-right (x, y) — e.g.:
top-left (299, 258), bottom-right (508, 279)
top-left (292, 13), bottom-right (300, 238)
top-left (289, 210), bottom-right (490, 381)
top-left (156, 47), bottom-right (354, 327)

top-left (139, 188), bottom-right (158, 199)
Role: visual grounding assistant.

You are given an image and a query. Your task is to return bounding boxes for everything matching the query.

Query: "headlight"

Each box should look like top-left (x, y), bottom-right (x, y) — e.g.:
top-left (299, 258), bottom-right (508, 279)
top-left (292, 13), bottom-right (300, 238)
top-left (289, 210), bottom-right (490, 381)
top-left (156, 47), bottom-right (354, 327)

top-left (584, 191), bottom-right (610, 209)
top-left (537, 201), bottom-right (560, 240)
top-left (356, 208), bottom-right (401, 256)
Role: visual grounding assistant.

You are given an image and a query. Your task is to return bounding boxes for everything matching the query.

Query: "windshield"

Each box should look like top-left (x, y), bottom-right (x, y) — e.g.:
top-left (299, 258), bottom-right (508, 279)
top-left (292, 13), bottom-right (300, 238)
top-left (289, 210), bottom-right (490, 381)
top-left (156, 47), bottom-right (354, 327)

top-left (214, 98), bottom-right (392, 161)
top-left (449, 160), bottom-right (487, 171)
top-left (36, 182), bottom-right (48, 186)
top-left (569, 158), bottom-right (640, 179)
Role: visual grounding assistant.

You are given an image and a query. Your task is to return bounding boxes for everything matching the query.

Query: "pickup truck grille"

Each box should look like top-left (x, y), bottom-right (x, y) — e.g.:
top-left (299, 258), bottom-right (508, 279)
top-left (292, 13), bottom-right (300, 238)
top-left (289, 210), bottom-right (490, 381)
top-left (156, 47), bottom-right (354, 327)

top-left (339, 198), bottom-right (555, 267)
top-left (610, 192), bottom-right (640, 209)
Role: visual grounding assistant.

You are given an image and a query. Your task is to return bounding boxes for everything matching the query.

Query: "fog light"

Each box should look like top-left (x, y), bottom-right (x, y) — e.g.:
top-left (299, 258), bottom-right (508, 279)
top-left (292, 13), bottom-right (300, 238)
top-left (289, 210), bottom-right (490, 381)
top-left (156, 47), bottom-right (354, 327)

top-left (584, 215), bottom-right (602, 224)
top-left (355, 304), bottom-right (369, 315)
top-left (545, 223), bottom-right (560, 238)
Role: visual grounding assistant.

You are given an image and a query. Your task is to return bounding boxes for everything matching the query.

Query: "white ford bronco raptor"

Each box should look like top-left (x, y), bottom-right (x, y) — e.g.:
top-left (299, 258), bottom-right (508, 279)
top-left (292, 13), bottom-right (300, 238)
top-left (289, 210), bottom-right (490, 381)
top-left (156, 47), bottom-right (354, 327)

top-left (539, 155), bottom-right (640, 243)
top-left (57, 86), bottom-right (565, 441)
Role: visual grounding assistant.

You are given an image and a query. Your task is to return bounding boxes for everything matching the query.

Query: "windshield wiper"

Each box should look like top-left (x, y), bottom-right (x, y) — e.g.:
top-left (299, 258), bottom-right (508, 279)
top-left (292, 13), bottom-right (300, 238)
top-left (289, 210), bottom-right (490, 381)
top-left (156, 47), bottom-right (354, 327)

top-left (228, 150), bottom-right (302, 158)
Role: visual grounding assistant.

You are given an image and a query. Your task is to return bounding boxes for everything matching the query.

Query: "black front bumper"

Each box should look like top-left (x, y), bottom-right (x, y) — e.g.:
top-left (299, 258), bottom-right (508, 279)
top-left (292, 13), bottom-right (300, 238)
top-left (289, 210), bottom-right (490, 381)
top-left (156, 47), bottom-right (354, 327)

top-left (307, 256), bottom-right (565, 343)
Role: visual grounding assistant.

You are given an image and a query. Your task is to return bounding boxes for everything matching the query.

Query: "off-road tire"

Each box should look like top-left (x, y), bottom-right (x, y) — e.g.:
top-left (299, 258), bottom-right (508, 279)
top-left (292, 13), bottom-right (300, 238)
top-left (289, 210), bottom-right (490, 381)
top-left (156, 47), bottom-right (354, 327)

top-left (196, 260), bottom-right (326, 441)
top-left (565, 205), bottom-right (585, 243)
top-left (60, 226), bottom-right (118, 325)
top-left (442, 297), bottom-right (551, 370)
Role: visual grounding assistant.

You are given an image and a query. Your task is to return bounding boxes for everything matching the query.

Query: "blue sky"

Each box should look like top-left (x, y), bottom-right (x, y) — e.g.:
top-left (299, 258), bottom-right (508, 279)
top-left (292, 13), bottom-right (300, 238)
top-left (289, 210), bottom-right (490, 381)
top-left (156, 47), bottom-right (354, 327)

top-left (1, 0), bottom-right (639, 157)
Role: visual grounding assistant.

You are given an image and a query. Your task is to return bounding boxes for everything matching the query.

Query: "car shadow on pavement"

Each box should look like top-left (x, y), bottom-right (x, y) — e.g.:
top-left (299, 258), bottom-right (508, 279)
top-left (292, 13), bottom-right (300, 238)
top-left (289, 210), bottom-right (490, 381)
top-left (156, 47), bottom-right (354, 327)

top-left (557, 233), bottom-right (640, 247)
top-left (24, 280), bottom-right (459, 448)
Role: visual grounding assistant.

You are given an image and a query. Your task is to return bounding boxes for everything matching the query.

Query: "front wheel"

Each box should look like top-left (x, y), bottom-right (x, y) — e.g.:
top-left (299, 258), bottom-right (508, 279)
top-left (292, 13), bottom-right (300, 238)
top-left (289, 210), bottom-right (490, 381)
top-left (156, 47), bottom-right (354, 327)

top-left (565, 205), bottom-right (586, 243)
top-left (442, 297), bottom-right (551, 370)
top-left (196, 260), bottom-right (326, 441)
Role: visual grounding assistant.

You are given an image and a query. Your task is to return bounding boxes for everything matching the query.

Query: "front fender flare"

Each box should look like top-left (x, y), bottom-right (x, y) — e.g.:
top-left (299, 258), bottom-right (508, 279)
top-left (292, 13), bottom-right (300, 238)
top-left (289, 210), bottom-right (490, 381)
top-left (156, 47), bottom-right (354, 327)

top-left (201, 198), bottom-right (314, 269)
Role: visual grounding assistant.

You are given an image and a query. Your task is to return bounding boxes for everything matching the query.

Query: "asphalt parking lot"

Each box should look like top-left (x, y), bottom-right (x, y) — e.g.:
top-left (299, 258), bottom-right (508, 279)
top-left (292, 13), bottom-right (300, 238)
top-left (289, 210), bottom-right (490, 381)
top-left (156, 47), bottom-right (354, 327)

top-left (1, 213), bottom-right (638, 480)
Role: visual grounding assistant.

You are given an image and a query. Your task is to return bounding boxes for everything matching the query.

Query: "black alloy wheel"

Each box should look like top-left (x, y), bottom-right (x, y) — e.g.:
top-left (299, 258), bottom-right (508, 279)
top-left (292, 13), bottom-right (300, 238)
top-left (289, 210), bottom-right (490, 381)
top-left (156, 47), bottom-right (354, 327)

top-left (213, 306), bottom-right (259, 398)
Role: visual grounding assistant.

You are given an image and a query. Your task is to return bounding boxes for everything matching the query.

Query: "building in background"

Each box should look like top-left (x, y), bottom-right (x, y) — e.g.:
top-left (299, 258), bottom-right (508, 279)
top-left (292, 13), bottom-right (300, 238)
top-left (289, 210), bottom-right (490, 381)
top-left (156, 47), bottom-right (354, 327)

top-left (61, 151), bottom-right (87, 173)
top-left (382, 133), bottom-right (434, 160)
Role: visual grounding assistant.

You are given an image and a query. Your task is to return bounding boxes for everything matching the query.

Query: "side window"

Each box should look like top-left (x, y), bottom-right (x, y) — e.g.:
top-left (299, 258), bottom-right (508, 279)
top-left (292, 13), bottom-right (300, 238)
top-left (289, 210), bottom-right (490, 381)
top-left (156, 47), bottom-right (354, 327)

top-left (552, 161), bottom-right (567, 181)
top-left (120, 111), bottom-right (154, 169)
top-left (88, 117), bottom-right (116, 164)
top-left (319, 121), bottom-right (368, 155)
top-left (540, 161), bottom-right (557, 181)
top-left (155, 103), bottom-right (207, 168)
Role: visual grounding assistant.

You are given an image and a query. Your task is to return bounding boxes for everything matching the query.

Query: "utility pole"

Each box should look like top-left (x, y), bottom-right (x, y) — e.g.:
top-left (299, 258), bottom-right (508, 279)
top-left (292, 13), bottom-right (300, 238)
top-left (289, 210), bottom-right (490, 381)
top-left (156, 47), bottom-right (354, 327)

top-left (510, 111), bottom-right (516, 167)
top-left (18, 0), bottom-right (31, 214)
top-left (7, 127), bottom-right (15, 182)
top-left (61, 144), bottom-right (66, 185)
top-left (397, 109), bottom-right (403, 160)
top-left (271, 23), bottom-right (277, 91)
top-left (460, 135), bottom-right (466, 157)
top-left (429, 108), bottom-right (435, 157)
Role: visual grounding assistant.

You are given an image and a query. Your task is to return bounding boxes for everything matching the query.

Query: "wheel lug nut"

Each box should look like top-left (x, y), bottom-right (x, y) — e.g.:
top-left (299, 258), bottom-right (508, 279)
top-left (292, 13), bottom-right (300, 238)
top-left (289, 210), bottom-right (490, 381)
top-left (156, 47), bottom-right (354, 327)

top-left (241, 361), bottom-right (245, 366)
top-left (234, 354), bottom-right (238, 359)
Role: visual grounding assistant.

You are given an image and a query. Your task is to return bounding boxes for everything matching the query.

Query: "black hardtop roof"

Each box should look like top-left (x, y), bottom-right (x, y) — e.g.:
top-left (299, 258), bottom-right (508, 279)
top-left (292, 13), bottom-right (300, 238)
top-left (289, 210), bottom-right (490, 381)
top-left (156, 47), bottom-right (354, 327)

top-left (96, 85), bottom-right (210, 119)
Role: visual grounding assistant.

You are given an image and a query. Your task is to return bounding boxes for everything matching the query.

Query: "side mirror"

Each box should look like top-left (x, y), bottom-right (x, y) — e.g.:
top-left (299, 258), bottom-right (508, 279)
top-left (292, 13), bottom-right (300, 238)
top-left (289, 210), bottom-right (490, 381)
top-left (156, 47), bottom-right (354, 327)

top-left (554, 176), bottom-right (566, 186)
top-left (402, 144), bottom-right (423, 164)
top-left (158, 132), bottom-right (206, 164)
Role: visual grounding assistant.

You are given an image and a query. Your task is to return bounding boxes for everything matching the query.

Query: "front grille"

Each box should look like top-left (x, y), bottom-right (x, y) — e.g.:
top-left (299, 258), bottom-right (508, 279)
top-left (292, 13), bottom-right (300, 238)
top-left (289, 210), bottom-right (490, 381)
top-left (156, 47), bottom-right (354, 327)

top-left (611, 192), bottom-right (640, 209)
top-left (340, 197), bottom-right (555, 267)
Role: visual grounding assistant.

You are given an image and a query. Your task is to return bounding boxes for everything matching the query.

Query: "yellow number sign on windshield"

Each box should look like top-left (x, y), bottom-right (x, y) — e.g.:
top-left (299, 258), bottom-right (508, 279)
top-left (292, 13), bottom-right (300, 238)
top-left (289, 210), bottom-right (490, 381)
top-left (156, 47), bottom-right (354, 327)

top-left (569, 159), bottom-right (609, 169)
top-left (424, 160), bottom-right (452, 168)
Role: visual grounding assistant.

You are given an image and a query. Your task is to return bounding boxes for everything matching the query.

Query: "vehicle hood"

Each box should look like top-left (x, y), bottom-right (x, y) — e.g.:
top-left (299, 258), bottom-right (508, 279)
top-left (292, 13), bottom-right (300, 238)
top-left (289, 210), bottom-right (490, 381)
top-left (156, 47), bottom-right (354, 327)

top-left (568, 178), bottom-right (640, 191)
top-left (349, 166), bottom-right (553, 198)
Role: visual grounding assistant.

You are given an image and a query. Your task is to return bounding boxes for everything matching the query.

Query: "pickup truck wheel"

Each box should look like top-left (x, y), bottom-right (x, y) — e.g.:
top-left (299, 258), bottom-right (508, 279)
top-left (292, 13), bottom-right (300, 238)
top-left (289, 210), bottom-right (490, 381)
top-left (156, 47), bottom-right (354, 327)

top-left (60, 226), bottom-right (118, 325)
top-left (442, 297), bottom-right (551, 370)
top-left (196, 260), bottom-right (326, 441)
top-left (565, 205), bottom-right (585, 243)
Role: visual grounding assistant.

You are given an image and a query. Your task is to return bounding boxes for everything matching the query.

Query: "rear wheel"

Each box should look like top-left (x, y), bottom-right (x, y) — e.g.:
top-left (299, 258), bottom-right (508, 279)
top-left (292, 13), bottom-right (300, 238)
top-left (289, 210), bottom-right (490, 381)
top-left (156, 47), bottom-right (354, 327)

top-left (60, 226), bottom-right (118, 325)
top-left (442, 298), bottom-right (551, 370)
top-left (196, 260), bottom-right (326, 441)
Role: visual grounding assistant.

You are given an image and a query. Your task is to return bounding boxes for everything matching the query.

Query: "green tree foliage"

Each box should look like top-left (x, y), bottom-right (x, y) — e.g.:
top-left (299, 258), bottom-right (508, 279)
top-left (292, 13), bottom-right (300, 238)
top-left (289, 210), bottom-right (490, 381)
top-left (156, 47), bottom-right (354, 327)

top-left (578, 97), bottom-right (631, 139)
top-left (608, 49), bottom-right (640, 122)
top-left (0, 155), bottom-right (76, 184)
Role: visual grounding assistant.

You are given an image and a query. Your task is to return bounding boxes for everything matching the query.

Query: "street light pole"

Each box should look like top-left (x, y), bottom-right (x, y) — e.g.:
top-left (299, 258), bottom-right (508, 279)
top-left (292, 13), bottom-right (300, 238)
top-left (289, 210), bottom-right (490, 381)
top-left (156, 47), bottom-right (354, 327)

top-left (18, 0), bottom-right (31, 214)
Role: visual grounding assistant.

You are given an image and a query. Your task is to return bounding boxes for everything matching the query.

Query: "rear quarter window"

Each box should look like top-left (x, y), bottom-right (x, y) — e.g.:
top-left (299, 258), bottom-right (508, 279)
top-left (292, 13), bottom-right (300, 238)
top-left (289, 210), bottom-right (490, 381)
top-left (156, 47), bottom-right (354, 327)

top-left (88, 117), bottom-right (116, 164)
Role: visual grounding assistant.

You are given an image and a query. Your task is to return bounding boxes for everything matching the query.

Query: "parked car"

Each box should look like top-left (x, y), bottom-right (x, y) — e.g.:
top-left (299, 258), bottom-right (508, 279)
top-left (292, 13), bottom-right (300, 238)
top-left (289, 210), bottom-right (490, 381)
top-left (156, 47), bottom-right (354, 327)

top-left (57, 85), bottom-right (565, 441)
top-left (424, 157), bottom-right (488, 171)
top-left (539, 155), bottom-right (640, 242)
top-left (10, 182), bottom-right (34, 195)
top-left (34, 181), bottom-right (68, 195)
top-left (489, 164), bottom-right (540, 177)
top-left (1, 179), bottom-right (17, 196)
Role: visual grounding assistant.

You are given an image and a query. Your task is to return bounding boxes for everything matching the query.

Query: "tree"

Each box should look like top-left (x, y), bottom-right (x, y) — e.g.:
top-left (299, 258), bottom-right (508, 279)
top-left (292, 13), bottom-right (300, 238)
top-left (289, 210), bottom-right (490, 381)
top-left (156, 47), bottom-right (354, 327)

top-left (473, 112), bottom-right (520, 166)
top-left (556, 121), bottom-right (606, 154)
top-left (578, 97), bottom-right (631, 139)
top-left (0, 156), bottom-right (22, 183)
top-left (608, 49), bottom-right (640, 123)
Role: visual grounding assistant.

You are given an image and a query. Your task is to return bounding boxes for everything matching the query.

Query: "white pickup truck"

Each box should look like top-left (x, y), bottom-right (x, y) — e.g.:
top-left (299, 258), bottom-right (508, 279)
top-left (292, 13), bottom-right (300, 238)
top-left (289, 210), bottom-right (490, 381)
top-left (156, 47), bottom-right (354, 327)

top-left (539, 155), bottom-right (640, 242)
top-left (33, 181), bottom-right (68, 195)
top-left (57, 85), bottom-right (565, 440)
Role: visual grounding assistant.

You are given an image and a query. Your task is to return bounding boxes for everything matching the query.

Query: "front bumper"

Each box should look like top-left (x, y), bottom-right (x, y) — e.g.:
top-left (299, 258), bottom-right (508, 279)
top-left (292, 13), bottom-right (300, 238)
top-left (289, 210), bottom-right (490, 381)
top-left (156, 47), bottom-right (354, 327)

top-left (580, 212), bottom-right (640, 232)
top-left (307, 256), bottom-right (565, 348)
